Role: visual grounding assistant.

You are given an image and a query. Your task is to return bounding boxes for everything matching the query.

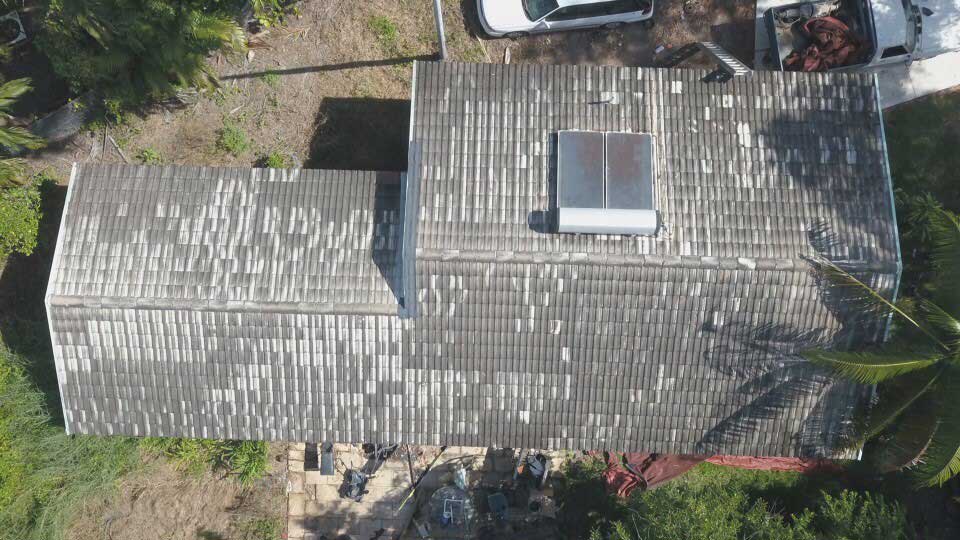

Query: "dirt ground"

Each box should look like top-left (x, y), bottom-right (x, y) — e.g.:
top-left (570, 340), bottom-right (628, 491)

top-left (68, 444), bottom-right (288, 540)
top-left (25, 0), bottom-right (755, 179)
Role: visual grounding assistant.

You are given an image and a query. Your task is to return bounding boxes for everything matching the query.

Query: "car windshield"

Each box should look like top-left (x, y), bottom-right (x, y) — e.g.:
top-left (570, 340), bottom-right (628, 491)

top-left (523, 0), bottom-right (560, 21)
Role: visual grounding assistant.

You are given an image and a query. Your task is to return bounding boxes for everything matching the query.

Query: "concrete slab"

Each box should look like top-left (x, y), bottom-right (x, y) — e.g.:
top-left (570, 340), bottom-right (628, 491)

top-left (877, 52), bottom-right (960, 107)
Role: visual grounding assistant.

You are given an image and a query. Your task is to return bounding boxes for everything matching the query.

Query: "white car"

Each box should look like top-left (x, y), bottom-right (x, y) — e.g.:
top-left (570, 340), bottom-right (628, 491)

top-left (478, 0), bottom-right (655, 38)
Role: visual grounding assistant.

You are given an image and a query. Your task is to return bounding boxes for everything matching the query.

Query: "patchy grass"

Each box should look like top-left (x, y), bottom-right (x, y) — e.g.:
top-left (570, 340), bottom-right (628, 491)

top-left (140, 438), bottom-right (268, 486)
top-left (216, 120), bottom-right (251, 156)
top-left (236, 516), bottom-right (283, 540)
top-left (136, 147), bottom-right (163, 165)
top-left (257, 151), bottom-right (291, 169)
top-left (368, 15), bottom-right (400, 51)
top-left (259, 71), bottom-right (281, 89)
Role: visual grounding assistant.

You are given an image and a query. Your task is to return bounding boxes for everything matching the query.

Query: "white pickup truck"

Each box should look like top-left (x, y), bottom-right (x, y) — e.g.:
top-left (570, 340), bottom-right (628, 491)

top-left (754, 0), bottom-right (959, 72)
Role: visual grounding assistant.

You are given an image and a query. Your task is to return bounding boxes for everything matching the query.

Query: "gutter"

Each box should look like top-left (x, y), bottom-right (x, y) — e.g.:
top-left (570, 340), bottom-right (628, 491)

top-left (854, 75), bottom-right (903, 461)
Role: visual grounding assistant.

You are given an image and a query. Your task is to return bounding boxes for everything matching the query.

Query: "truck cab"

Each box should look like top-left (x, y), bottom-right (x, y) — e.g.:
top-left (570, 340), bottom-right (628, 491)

top-left (755, 0), bottom-right (957, 72)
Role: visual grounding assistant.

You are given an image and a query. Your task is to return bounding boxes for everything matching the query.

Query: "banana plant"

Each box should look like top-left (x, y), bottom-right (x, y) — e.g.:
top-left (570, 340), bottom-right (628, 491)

top-left (803, 209), bottom-right (960, 487)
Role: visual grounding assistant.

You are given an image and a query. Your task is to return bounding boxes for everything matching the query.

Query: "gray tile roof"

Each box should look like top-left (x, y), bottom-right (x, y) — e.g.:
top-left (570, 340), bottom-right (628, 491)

top-left (47, 62), bottom-right (900, 456)
top-left (48, 166), bottom-right (402, 311)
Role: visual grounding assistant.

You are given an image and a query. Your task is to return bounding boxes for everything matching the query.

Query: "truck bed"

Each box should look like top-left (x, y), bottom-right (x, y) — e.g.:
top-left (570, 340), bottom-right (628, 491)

top-left (761, 0), bottom-right (875, 71)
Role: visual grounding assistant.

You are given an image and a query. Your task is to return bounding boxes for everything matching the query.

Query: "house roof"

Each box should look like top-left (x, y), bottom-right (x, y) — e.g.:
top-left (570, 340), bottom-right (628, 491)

top-left (47, 62), bottom-right (900, 456)
top-left (47, 166), bottom-right (403, 312)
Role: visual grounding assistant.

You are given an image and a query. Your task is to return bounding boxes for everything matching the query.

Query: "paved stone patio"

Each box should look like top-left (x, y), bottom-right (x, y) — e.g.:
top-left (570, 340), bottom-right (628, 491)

top-left (286, 445), bottom-right (566, 540)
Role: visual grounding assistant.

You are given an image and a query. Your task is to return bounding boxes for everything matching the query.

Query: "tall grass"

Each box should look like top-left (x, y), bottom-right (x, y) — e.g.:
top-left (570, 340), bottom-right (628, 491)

top-left (0, 346), bottom-right (142, 540)
top-left (142, 437), bottom-right (268, 485)
top-left (0, 341), bottom-right (271, 540)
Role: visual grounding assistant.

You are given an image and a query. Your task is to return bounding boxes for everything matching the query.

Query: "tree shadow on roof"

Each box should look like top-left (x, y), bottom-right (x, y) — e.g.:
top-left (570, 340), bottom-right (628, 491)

top-left (695, 220), bottom-right (894, 457)
top-left (0, 182), bottom-right (66, 422)
top-left (697, 321), bottom-right (860, 457)
top-left (307, 98), bottom-right (410, 172)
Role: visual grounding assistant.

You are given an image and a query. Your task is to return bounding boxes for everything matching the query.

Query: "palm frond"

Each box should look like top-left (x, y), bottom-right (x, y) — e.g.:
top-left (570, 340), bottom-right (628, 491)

top-left (928, 210), bottom-right (960, 318)
top-left (190, 14), bottom-right (246, 52)
top-left (802, 346), bottom-right (943, 384)
top-left (853, 367), bottom-right (941, 445)
top-left (868, 393), bottom-right (939, 472)
top-left (929, 209), bottom-right (960, 275)
top-left (0, 158), bottom-right (26, 187)
top-left (812, 257), bottom-right (948, 350)
top-left (0, 78), bottom-right (33, 113)
top-left (0, 125), bottom-right (44, 153)
top-left (916, 368), bottom-right (960, 486)
top-left (920, 299), bottom-right (960, 345)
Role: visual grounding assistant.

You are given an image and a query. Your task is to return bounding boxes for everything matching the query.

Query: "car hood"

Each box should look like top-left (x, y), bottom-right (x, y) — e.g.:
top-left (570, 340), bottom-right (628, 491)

top-left (480, 0), bottom-right (533, 31)
top-left (914, 0), bottom-right (960, 57)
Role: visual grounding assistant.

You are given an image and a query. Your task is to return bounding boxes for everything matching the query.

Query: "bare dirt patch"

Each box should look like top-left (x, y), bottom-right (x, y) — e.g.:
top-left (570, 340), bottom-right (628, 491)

top-left (25, 0), bottom-right (754, 179)
top-left (68, 444), bottom-right (287, 540)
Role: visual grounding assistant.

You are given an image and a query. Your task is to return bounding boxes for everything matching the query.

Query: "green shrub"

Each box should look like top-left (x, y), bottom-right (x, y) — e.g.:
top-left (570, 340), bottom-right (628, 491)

top-left (368, 15), bottom-right (399, 50)
top-left (586, 463), bottom-right (912, 540)
top-left (141, 437), bottom-right (268, 485)
top-left (216, 120), bottom-right (250, 156)
top-left (813, 491), bottom-right (910, 540)
top-left (0, 346), bottom-right (143, 540)
top-left (252, 0), bottom-right (290, 29)
top-left (36, 0), bottom-right (246, 105)
top-left (0, 179), bottom-right (43, 257)
top-left (258, 151), bottom-right (290, 169)
top-left (260, 71), bottom-right (281, 89)
top-left (137, 147), bottom-right (163, 165)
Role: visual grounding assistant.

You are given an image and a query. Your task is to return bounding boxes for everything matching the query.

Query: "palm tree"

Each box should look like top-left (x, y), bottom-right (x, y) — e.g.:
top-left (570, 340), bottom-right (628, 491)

top-left (0, 78), bottom-right (44, 187)
top-left (803, 209), bottom-right (960, 487)
top-left (41, 0), bottom-right (247, 101)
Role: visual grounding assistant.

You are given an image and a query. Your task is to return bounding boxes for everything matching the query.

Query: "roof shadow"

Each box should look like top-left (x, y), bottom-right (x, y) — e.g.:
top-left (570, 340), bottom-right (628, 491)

top-left (372, 172), bottom-right (405, 307)
top-left (307, 98), bottom-right (410, 172)
top-left (527, 133), bottom-right (558, 234)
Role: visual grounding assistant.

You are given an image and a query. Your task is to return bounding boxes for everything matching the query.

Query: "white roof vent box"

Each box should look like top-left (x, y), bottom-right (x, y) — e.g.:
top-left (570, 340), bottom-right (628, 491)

top-left (556, 130), bottom-right (658, 236)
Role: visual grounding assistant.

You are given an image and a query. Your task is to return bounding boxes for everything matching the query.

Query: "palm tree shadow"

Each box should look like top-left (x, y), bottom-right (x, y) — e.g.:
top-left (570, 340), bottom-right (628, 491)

top-left (696, 321), bottom-right (861, 456)
top-left (695, 220), bottom-right (896, 456)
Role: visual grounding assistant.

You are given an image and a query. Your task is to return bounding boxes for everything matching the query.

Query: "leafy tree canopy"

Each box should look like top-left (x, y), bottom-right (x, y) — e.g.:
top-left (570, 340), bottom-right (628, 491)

top-left (37, 0), bottom-right (246, 104)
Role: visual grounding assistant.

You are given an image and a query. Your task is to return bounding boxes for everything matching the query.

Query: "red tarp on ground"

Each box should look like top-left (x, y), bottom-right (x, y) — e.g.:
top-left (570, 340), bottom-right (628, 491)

top-left (599, 452), bottom-right (844, 497)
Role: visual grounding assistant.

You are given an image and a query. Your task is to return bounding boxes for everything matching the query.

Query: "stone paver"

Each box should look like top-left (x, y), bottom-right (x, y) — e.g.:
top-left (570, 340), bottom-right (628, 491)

top-left (286, 445), bottom-right (570, 540)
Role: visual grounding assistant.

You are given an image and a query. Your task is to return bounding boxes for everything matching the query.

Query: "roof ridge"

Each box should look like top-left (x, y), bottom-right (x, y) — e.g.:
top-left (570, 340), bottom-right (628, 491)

top-left (416, 248), bottom-right (900, 274)
top-left (47, 294), bottom-right (401, 317)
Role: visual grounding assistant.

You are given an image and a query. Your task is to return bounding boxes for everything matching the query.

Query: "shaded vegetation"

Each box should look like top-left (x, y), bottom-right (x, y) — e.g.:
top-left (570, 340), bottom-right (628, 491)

top-left (559, 461), bottom-right (918, 540)
top-left (36, 0), bottom-right (246, 106)
top-left (884, 93), bottom-right (960, 292)
top-left (0, 177), bottom-right (45, 257)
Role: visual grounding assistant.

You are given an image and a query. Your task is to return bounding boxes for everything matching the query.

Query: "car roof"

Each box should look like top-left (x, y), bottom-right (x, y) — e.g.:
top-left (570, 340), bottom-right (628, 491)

top-left (557, 0), bottom-right (617, 7)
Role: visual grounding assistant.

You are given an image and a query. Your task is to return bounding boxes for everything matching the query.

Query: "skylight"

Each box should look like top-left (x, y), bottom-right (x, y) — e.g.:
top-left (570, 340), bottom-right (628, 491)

top-left (556, 130), bottom-right (658, 235)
